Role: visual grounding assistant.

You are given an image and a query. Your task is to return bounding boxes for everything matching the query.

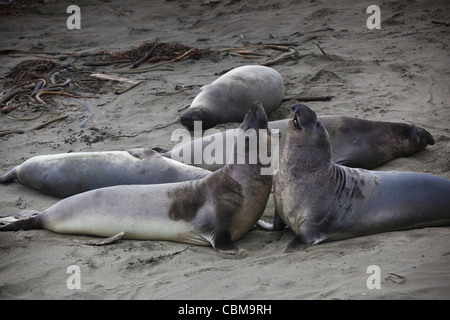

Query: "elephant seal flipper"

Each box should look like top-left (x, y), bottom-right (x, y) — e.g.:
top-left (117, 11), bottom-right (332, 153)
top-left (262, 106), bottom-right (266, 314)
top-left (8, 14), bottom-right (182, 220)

top-left (0, 168), bottom-right (16, 183)
top-left (127, 148), bottom-right (160, 160)
top-left (274, 104), bottom-right (450, 252)
top-left (256, 210), bottom-right (286, 231)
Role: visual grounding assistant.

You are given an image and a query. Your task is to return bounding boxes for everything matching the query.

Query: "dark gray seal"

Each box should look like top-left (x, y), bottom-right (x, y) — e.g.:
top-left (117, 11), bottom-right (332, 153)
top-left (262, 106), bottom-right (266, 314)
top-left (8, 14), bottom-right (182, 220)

top-left (261, 104), bottom-right (450, 252)
top-left (0, 148), bottom-right (210, 198)
top-left (180, 65), bottom-right (284, 130)
top-left (0, 102), bottom-right (277, 255)
top-left (165, 117), bottom-right (434, 171)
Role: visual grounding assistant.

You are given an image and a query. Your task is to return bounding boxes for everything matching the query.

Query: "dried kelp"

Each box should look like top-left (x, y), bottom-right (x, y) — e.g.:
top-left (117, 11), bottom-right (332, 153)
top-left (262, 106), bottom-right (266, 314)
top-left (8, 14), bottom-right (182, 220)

top-left (86, 41), bottom-right (204, 67)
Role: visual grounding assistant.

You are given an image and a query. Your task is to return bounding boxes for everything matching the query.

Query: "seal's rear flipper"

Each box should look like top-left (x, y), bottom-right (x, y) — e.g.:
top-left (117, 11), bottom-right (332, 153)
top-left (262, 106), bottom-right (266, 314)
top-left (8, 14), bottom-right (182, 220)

top-left (285, 234), bottom-right (315, 253)
top-left (256, 212), bottom-right (287, 231)
top-left (128, 148), bottom-right (160, 160)
top-left (212, 232), bottom-right (238, 255)
top-left (0, 210), bottom-right (42, 231)
top-left (150, 146), bottom-right (171, 158)
top-left (150, 146), bottom-right (169, 153)
top-left (0, 168), bottom-right (17, 183)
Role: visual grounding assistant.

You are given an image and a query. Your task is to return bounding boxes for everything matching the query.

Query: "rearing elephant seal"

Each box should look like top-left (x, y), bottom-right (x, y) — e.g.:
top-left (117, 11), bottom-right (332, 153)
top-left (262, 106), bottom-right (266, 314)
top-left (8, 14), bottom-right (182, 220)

top-left (264, 104), bottom-right (450, 252)
top-left (0, 102), bottom-right (277, 255)
top-left (180, 65), bottom-right (284, 130)
top-left (0, 149), bottom-right (210, 198)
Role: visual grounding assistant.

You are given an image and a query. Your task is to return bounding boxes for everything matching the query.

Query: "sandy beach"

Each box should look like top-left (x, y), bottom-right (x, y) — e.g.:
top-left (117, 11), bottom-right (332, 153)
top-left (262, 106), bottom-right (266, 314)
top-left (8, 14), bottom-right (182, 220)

top-left (0, 0), bottom-right (449, 300)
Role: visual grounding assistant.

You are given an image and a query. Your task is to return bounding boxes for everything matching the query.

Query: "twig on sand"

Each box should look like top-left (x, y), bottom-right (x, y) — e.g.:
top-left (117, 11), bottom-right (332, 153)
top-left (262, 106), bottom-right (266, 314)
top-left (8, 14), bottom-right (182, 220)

top-left (167, 48), bottom-right (195, 63)
top-left (31, 114), bottom-right (68, 130)
top-left (35, 91), bottom-right (97, 104)
top-left (230, 53), bottom-right (263, 59)
top-left (131, 41), bottom-right (161, 69)
top-left (282, 95), bottom-right (334, 102)
top-left (114, 81), bottom-right (144, 95)
top-left (316, 43), bottom-right (327, 55)
top-left (217, 44), bottom-right (291, 53)
top-left (135, 246), bottom-right (190, 264)
top-left (1, 103), bottom-right (24, 114)
top-left (0, 130), bottom-right (25, 137)
top-left (84, 59), bottom-right (132, 66)
top-left (431, 20), bottom-right (449, 27)
top-left (0, 89), bottom-right (30, 105)
top-left (89, 73), bottom-right (141, 84)
top-left (261, 48), bottom-right (296, 66)
top-left (7, 111), bottom-right (44, 121)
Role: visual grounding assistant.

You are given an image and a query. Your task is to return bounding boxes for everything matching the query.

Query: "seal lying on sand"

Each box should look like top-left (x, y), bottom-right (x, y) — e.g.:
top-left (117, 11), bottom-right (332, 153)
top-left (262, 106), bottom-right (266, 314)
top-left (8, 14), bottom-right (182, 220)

top-left (0, 149), bottom-right (210, 198)
top-left (261, 104), bottom-right (450, 252)
top-left (166, 116), bottom-right (434, 171)
top-left (180, 65), bottom-right (284, 130)
top-left (0, 102), bottom-right (277, 255)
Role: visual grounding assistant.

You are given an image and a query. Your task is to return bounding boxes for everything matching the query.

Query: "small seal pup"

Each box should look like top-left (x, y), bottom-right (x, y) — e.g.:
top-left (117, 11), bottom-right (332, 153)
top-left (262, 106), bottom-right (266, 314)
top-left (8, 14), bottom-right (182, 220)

top-left (165, 117), bottom-right (434, 171)
top-left (0, 148), bottom-right (210, 198)
top-left (263, 104), bottom-right (450, 252)
top-left (180, 65), bottom-right (284, 130)
top-left (0, 102), bottom-right (277, 255)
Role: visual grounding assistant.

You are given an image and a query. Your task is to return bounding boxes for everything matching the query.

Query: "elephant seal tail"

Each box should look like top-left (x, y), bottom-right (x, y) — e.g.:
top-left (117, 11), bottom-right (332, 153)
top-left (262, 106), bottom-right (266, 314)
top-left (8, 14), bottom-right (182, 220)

top-left (0, 210), bottom-right (43, 231)
top-left (0, 168), bottom-right (17, 183)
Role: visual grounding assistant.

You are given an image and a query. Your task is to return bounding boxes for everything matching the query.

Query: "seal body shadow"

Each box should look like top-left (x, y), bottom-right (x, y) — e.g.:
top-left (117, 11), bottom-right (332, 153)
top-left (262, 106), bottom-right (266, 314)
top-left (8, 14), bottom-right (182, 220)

top-left (273, 104), bottom-right (450, 252)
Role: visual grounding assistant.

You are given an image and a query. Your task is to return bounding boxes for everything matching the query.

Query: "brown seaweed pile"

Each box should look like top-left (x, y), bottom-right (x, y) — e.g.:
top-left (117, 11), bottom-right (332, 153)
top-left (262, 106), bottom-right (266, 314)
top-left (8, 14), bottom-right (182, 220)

top-left (87, 41), bottom-right (204, 67)
top-left (5, 59), bottom-right (60, 88)
top-left (0, 0), bottom-right (50, 16)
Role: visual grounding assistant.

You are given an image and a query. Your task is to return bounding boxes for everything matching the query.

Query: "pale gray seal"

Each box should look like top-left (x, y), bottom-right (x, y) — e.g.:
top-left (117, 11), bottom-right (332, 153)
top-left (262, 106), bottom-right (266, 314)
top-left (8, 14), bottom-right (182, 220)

top-left (165, 117), bottom-right (434, 171)
top-left (180, 65), bottom-right (284, 130)
top-left (0, 102), bottom-right (277, 254)
top-left (0, 148), bottom-right (210, 198)
top-left (262, 104), bottom-right (449, 252)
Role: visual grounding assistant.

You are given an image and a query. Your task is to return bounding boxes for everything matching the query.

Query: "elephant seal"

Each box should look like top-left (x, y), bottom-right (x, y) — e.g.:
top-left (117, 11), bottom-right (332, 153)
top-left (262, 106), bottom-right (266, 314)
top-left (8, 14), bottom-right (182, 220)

top-left (0, 102), bottom-right (277, 255)
top-left (165, 116), bottom-right (434, 171)
top-left (180, 65), bottom-right (284, 130)
top-left (0, 148), bottom-right (210, 198)
top-left (263, 104), bottom-right (450, 252)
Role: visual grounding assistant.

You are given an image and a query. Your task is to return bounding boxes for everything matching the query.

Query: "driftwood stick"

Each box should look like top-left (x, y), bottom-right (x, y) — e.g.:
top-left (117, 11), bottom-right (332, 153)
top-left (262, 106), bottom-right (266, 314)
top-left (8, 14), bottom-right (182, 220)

top-left (167, 48), bottom-right (194, 63)
top-left (31, 114), bottom-right (68, 130)
top-left (84, 59), bottom-right (132, 66)
top-left (35, 91), bottom-right (97, 104)
top-left (0, 130), bottom-right (25, 137)
top-left (282, 95), bottom-right (334, 102)
top-left (131, 41), bottom-right (161, 69)
top-left (316, 43), bottom-right (327, 55)
top-left (1, 103), bottom-right (24, 114)
top-left (0, 89), bottom-right (30, 105)
top-left (90, 73), bottom-right (141, 84)
top-left (261, 48), bottom-right (296, 66)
